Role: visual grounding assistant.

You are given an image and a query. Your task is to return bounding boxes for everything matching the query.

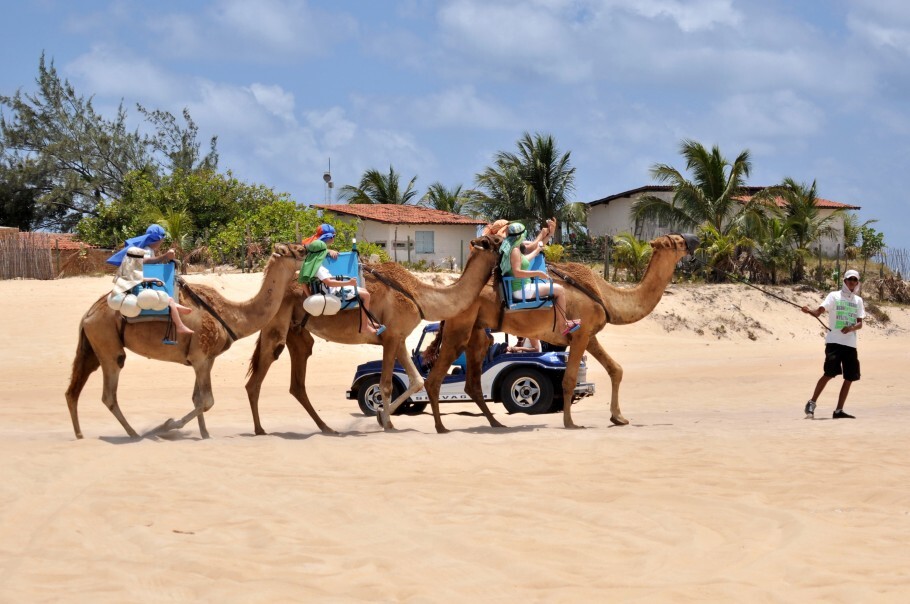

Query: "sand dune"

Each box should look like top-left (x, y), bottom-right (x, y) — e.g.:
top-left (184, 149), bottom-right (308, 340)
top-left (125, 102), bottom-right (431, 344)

top-left (1, 274), bottom-right (909, 602)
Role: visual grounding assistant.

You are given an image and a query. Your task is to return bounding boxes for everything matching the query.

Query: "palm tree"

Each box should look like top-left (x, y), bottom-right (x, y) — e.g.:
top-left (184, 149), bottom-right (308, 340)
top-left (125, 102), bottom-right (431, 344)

top-left (611, 232), bottom-right (652, 281)
top-left (142, 206), bottom-right (194, 272)
top-left (752, 217), bottom-right (795, 285)
top-left (338, 166), bottom-right (418, 205)
top-left (419, 182), bottom-right (478, 216)
top-left (841, 212), bottom-right (877, 260)
top-left (631, 139), bottom-right (770, 236)
top-left (778, 178), bottom-right (840, 282)
top-left (474, 132), bottom-right (577, 241)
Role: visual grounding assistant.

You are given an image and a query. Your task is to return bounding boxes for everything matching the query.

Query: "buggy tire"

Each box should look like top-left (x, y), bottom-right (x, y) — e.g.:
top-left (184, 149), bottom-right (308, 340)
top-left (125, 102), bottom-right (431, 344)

top-left (356, 376), bottom-right (407, 416)
top-left (499, 368), bottom-right (554, 414)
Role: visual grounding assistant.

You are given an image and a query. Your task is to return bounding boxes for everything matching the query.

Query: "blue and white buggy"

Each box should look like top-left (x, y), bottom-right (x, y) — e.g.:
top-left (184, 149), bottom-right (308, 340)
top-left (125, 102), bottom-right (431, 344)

top-left (346, 321), bottom-right (595, 417)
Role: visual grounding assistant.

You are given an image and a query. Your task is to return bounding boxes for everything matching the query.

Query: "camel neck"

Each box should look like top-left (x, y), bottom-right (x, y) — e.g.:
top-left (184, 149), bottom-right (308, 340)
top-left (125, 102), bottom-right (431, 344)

top-left (598, 249), bottom-right (679, 325)
top-left (413, 250), bottom-right (497, 321)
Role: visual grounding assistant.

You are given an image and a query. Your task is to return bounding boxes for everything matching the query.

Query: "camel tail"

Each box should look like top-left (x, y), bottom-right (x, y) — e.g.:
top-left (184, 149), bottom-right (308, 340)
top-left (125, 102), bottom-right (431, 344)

top-left (65, 325), bottom-right (101, 438)
top-left (247, 333), bottom-right (264, 379)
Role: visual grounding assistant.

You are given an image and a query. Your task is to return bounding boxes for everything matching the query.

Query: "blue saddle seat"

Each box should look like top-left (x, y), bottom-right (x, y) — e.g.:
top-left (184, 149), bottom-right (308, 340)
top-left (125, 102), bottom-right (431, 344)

top-left (134, 262), bottom-right (176, 317)
top-left (313, 251), bottom-right (362, 311)
top-left (500, 254), bottom-right (554, 310)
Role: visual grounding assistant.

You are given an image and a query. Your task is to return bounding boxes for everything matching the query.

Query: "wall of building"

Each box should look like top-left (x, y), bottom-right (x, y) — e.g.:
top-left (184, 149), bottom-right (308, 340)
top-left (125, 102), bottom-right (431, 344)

top-left (588, 193), bottom-right (848, 257)
top-left (332, 217), bottom-right (480, 268)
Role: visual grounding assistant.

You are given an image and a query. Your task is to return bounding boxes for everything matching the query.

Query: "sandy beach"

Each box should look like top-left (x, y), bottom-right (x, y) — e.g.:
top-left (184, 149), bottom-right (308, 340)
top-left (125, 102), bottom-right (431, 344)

top-left (1, 273), bottom-right (909, 602)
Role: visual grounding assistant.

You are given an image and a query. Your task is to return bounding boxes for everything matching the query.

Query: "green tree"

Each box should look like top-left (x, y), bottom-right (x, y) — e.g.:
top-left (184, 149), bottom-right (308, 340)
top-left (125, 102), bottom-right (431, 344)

top-left (474, 132), bottom-right (578, 240)
top-left (698, 223), bottom-right (753, 282)
top-left (1, 54), bottom-right (217, 231)
top-left (419, 182), bottom-right (478, 216)
top-left (338, 166), bottom-right (418, 204)
top-left (778, 178), bottom-right (840, 282)
top-left (752, 218), bottom-right (795, 284)
top-left (631, 139), bottom-right (768, 236)
top-left (841, 212), bottom-right (877, 260)
top-left (859, 225), bottom-right (885, 277)
top-left (611, 232), bottom-right (652, 281)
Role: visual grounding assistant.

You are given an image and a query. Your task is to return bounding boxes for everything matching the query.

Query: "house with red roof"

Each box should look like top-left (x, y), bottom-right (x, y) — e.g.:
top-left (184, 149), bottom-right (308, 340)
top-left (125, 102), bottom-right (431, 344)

top-left (586, 186), bottom-right (861, 256)
top-left (314, 204), bottom-right (485, 267)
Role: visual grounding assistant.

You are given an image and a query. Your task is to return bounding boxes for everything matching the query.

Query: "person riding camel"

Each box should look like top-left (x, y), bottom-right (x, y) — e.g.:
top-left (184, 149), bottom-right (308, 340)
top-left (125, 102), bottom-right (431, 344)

top-left (299, 224), bottom-right (385, 336)
top-left (500, 221), bottom-right (580, 335)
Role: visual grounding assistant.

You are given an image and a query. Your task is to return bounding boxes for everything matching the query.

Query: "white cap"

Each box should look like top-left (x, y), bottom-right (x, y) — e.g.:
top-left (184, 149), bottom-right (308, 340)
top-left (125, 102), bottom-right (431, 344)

top-left (844, 269), bottom-right (860, 281)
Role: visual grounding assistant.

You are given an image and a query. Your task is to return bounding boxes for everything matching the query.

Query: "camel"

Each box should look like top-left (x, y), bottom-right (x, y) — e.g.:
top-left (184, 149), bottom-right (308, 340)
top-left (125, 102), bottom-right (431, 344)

top-left (406, 232), bottom-right (698, 432)
top-left (244, 233), bottom-right (504, 434)
top-left (65, 243), bottom-right (307, 439)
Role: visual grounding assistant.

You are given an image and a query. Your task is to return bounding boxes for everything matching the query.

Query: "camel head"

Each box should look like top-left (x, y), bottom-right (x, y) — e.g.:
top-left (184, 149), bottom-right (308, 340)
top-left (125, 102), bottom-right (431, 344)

top-left (651, 233), bottom-right (699, 258)
top-left (271, 242), bottom-right (307, 262)
top-left (470, 233), bottom-right (504, 252)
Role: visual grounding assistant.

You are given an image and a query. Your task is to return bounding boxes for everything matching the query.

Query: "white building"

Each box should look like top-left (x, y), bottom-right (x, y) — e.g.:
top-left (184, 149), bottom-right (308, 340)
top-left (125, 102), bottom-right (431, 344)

top-left (314, 203), bottom-right (486, 268)
top-left (586, 185), bottom-right (861, 257)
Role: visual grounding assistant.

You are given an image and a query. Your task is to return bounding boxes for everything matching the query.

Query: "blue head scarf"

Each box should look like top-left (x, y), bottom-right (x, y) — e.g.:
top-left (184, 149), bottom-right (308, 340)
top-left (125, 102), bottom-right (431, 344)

top-left (303, 223), bottom-right (337, 245)
top-left (106, 225), bottom-right (167, 266)
top-left (499, 222), bottom-right (526, 276)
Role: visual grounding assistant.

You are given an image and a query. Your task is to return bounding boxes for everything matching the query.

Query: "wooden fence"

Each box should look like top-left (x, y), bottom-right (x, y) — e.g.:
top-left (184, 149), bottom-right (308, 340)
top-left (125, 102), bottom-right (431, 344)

top-left (0, 232), bottom-right (113, 280)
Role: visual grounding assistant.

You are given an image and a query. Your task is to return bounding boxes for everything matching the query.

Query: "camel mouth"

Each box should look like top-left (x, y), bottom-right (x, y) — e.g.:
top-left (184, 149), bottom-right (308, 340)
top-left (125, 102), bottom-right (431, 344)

top-left (681, 233), bottom-right (699, 255)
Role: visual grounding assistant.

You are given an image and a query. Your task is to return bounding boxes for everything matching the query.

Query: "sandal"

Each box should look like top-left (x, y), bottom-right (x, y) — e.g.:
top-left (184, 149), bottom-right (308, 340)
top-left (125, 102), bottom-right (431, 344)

top-left (562, 320), bottom-right (581, 335)
top-left (375, 325), bottom-right (387, 336)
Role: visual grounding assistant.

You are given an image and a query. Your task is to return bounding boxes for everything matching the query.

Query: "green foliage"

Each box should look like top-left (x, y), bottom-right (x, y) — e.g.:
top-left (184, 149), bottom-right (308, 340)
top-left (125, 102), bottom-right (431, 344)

top-left (611, 232), bottom-right (652, 281)
top-left (698, 223), bottom-right (752, 282)
top-left (0, 54), bottom-right (218, 231)
top-left (473, 132), bottom-right (577, 241)
top-left (357, 240), bottom-right (391, 263)
top-left (542, 243), bottom-right (565, 263)
top-left (631, 139), bottom-right (760, 236)
top-left (859, 225), bottom-right (886, 276)
top-left (419, 182), bottom-right (479, 216)
top-left (339, 166), bottom-right (418, 204)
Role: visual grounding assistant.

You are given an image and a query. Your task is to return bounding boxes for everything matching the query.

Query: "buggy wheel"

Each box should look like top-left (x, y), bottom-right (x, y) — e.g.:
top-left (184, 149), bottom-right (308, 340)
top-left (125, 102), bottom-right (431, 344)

top-left (499, 368), bottom-right (554, 415)
top-left (357, 376), bottom-right (407, 416)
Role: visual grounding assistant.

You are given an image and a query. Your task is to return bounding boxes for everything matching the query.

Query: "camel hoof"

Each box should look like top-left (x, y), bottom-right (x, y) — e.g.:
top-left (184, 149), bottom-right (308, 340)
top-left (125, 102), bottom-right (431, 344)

top-left (610, 415), bottom-right (629, 426)
top-left (322, 427), bottom-right (340, 436)
top-left (565, 423), bottom-right (586, 430)
top-left (490, 420), bottom-right (506, 429)
top-left (254, 428), bottom-right (267, 436)
top-left (435, 426), bottom-right (450, 434)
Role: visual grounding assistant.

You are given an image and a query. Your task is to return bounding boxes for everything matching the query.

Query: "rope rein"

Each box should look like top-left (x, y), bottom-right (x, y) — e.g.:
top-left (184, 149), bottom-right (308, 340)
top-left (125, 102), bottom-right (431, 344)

top-left (689, 257), bottom-right (830, 332)
top-left (176, 277), bottom-right (240, 341)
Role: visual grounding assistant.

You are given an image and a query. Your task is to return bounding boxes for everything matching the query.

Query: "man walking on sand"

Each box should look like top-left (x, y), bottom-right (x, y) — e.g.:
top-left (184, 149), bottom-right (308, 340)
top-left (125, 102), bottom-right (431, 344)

top-left (801, 269), bottom-right (865, 419)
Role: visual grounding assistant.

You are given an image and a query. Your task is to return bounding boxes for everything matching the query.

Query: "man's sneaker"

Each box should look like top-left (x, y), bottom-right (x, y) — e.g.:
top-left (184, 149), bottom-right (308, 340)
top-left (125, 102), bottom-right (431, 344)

top-left (804, 400), bottom-right (816, 419)
top-left (833, 409), bottom-right (855, 419)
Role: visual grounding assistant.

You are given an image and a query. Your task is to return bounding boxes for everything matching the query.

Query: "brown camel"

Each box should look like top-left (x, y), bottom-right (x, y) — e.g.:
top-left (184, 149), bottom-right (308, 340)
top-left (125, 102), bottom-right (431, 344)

top-left (408, 232), bottom-right (698, 432)
top-left (245, 234), bottom-right (504, 434)
top-left (65, 243), bottom-right (307, 439)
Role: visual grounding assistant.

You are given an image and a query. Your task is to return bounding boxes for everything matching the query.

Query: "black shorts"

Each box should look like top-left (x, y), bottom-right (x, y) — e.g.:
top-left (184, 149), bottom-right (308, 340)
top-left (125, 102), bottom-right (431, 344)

top-left (824, 343), bottom-right (860, 382)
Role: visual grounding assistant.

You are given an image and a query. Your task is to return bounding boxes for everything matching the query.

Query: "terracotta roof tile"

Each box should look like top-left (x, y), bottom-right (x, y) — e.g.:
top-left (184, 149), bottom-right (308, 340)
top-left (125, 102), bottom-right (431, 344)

top-left (314, 204), bottom-right (485, 225)
top-left (588, 185), bottom-right (860, 210)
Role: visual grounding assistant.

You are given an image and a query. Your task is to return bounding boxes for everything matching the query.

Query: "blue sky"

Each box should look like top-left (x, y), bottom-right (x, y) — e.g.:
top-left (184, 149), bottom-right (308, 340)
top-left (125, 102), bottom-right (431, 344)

top-left (3, 0), bottom-right (909, 249)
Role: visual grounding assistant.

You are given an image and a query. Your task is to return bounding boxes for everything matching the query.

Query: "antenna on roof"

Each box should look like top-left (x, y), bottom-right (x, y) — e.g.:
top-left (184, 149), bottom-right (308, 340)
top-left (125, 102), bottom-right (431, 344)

top-left (323, 158), bottom-right (333, 205)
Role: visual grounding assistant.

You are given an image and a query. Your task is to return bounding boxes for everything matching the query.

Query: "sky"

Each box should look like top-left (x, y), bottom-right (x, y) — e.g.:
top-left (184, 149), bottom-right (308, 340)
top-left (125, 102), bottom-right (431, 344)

top-left (2, 0), bottom-right (909, 249)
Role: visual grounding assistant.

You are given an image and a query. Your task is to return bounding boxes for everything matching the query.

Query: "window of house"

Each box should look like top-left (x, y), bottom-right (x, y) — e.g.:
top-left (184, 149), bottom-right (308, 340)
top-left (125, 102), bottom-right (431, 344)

top-left (415, 230), bottom-right (434, 253)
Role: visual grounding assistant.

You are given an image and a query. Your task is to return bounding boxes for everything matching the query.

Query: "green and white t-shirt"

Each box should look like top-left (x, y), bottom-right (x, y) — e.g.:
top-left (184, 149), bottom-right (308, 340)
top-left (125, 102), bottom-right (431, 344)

top-left (822, 291), bottom-right (865, 348)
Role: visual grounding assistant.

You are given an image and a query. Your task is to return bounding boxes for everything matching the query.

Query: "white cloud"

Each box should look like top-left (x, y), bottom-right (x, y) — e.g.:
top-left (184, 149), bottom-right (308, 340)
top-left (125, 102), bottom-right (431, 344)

top-left (409, 85), bottom-right (517, 129)
top-left (609, 0), bottom-right (741, 32)
top-left (65, 45), bottom-right (181, 104)
top-left (249, 83), bottom-right (296, 123)
top-left (713, 90), bottom-right (823, 140)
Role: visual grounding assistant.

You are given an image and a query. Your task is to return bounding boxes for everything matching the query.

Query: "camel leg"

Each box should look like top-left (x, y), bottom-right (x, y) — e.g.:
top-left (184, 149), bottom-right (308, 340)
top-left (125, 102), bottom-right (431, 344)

top-left (561, 332), bottom-right (590, 430)
top-left (423, 323), bottom-right (473, 433)
top-left (463, 328), bottom-right (505, 428)
top-left (286, 327), bottom-right (337, 435)
top-left (376, 340), bottom-right (400, 431)
top-left (385, 341), bottom-right (424, 413)
top-left (246, 308), bottom-right (294, 435)
top-left (585, 337), bottom-right (628, 425)
top-left (65, 327), bottom-right (101, 439)
top-left (145, 360), bottom-right (213, 438)
top-left (98, 356), bottom-right (140, 439)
